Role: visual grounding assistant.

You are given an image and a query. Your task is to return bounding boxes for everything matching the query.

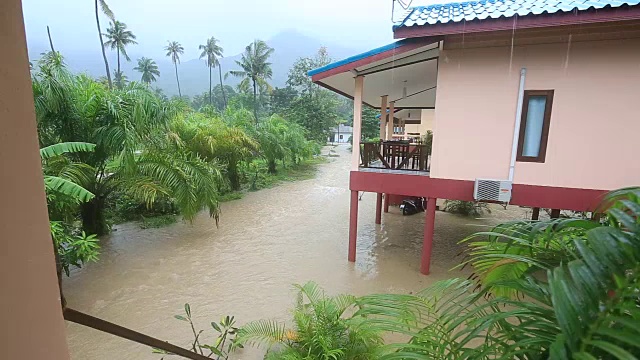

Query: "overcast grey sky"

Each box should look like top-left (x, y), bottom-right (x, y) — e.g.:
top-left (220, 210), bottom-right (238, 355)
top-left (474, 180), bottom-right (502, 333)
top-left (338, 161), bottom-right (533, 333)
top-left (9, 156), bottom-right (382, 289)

top-left (22, 0), bottom-right (436, 60)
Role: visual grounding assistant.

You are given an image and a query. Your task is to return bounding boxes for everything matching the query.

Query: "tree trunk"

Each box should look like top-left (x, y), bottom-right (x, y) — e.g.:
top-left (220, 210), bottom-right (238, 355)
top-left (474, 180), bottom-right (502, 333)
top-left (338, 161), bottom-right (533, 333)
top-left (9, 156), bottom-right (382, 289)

top-left (252, 79), bottom-right (258, 124)
top-left (81, 197), bottom-right (108, 236)
top-left (228, 163), bottom-right (240, 191)
top-left (218, 65), bottom-right (226, 109)
top-left (267, 159), bottom-right (277, 174)
top-left (174, 61), bottom-right (181, 97)
top-left (95, 0), bottom-right (112, 89)
top-left (47, 25), bottom-right (56, 53)
top-left (116, 47), bottom-right (120, 74)
top-left (209, 66), bottom-right (212, 106)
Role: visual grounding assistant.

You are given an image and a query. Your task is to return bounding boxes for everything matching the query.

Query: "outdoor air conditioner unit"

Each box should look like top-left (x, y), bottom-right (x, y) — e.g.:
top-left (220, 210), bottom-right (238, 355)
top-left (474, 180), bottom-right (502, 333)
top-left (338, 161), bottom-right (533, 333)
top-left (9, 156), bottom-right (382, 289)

top-left (474, 179), bottom-right (512, 203)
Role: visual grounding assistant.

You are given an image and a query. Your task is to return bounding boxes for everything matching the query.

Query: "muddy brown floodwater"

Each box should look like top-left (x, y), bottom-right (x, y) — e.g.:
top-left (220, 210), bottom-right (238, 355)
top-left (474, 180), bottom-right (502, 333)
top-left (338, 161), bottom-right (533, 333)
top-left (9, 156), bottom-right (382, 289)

top-left (64, 145), bottom-right (529, 359)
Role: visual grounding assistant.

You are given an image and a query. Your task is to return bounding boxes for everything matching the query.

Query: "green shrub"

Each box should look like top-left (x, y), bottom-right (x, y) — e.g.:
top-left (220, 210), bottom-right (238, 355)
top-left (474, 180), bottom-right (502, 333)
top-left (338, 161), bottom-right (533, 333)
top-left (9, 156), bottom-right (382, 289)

top-left (238, 282), bottom-right (383, 359)
top-left (443, 200), bottom-right (490, 216)
top-left (110, 191), bottom-right (178, 224)
top-left (154, 303), bottom-right (239, 358)
top-left (220, 191), bottom-right (244, 202)
top-left (140, 215), bottom-right (177, 229)
top-left (50, 221), bottom-right (100, 276)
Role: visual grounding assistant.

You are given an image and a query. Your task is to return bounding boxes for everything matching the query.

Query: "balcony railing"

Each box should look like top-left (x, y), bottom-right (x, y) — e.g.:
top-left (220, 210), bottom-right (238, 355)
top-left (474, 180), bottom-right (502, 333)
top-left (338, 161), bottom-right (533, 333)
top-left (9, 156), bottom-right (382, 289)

top-left (361, 141), bottom-right (431, 172)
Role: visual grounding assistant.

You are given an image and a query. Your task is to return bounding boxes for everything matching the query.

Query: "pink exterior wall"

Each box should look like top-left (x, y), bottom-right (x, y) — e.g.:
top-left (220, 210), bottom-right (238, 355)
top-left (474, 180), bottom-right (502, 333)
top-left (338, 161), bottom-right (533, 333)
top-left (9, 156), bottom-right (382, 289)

top-left (1, 0), bottom-right (71, 358)
top-left (431, 34), bottom-right (640, 190)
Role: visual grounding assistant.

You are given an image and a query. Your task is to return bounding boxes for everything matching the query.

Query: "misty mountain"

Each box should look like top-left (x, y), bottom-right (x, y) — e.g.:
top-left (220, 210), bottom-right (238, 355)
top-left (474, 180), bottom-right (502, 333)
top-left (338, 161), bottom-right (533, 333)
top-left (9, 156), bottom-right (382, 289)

top-left (27, 30), bottom-right (362, 97)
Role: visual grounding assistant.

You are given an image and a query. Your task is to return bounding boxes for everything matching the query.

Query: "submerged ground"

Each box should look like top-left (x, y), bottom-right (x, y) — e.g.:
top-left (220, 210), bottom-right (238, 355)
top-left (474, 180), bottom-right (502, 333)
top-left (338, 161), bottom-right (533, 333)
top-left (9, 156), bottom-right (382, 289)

top-left (64, 145), bottom-right (529, 359)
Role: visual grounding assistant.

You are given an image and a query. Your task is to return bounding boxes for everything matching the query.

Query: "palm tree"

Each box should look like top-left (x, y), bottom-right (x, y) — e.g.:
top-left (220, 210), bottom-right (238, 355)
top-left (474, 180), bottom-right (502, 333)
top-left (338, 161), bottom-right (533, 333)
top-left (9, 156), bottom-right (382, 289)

top-left (199, 37), bottom-right (224, 107)
top-left (134, 57), bottom-right (160, 85)
top-left (169, 115), bottom-right (258, 190)
top-left (113, 70), bottom-right (127, 89)
top-left (164, 41), bottom-right (184, 97)
top-left (95, 0), bottom-right (115, 89)
top-left (33, 55), bottom-right (223, 235)
top-left (228, 39), bottom-right (274, 123)
top-left (103, 20), bottom-right (137, 81)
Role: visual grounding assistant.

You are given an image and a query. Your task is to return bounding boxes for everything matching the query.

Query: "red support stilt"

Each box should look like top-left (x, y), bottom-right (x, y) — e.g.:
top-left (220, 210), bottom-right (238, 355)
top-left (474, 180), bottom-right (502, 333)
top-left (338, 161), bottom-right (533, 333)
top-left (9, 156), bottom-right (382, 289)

top-left (384, 193), bottom-right (390, 213)
top-left (532, 207), bottom-right (540, 221)
top-left (420, 197), bottom-right (437, 275)
top-left (348, 190), bottom-right (359, 262)
top-left (375, 193), bottom-right (382, 224)
top-left (550, 209), bottom-right (561, 219)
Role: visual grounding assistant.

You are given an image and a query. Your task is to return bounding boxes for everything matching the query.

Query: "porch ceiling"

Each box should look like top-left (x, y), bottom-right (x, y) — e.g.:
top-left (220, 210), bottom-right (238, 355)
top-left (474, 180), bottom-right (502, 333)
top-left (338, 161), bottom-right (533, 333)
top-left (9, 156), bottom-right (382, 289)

top-left (378, 109), bottom-right (423, 123)
top-left (308, 38), bottom-right (440, 109)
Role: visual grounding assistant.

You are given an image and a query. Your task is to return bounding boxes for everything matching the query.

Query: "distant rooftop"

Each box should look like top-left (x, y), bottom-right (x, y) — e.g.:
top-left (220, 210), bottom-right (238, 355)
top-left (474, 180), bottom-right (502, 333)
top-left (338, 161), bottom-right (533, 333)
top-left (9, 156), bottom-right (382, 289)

top-left (395, 0), bottom-right (640, 29)
top-left (331, 124), bottom-right (354, 133)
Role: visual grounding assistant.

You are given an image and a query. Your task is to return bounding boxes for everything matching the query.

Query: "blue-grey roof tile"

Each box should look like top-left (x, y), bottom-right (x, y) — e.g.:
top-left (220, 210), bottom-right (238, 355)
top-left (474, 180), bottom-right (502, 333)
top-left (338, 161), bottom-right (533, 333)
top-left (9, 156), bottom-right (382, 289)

top-left (395, 0), bottom-right (640, 28)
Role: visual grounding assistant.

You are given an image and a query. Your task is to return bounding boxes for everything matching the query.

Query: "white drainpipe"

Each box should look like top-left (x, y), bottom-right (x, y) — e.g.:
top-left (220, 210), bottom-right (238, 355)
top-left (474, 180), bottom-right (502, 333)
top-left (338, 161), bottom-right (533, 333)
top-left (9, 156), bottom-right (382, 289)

top-left (508, 68), bottom-right (527, 182)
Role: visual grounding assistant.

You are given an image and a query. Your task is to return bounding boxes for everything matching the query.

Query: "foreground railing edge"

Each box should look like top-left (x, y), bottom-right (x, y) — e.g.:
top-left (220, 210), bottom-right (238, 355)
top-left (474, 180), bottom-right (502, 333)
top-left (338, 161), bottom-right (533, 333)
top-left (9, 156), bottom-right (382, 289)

top-left (63, 308), bottom-right (211, 360)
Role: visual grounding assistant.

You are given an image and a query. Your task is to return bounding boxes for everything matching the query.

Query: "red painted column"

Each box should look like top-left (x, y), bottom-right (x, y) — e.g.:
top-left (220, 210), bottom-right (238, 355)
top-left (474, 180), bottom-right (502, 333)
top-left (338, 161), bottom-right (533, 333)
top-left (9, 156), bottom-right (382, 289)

top-left (375, 193), bottom-right (382, 224)
top-left (420, 197), bottom-right (437, 275)
top-left (531, 207), bottom-right (540, 220)
top-left (384, 193), bottom-right (390, 213)
top-left (348, 190), bottom-right (359, 262)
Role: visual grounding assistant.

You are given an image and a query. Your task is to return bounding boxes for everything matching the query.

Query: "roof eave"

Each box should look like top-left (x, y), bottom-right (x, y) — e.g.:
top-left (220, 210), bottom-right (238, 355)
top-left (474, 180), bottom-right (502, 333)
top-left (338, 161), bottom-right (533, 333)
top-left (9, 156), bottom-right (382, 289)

top-left (393, 5), bottom-right (640, 39)
top-left (308, 37), bottom-right (441, 82)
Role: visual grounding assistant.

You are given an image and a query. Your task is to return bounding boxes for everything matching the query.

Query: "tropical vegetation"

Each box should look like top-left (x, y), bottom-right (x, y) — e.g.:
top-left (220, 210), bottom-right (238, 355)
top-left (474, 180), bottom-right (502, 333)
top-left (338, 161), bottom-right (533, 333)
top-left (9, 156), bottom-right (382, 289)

top-left (33, 33), bottom-right (330, 273)
top-left (443, 199), bottom-right (490, 216)
top-left (238, 282), bottom-right (384, 359)
top-left (153, 303), bottom-right (240, 359)
top-left (35, 0), bottom-right (377, 315)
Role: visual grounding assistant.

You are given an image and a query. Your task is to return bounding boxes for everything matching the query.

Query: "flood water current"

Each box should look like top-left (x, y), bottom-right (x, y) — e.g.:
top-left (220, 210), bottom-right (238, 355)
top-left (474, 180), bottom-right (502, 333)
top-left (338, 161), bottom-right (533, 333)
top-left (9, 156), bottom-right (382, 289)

top-left (64, 144), bottom-right (529, 359)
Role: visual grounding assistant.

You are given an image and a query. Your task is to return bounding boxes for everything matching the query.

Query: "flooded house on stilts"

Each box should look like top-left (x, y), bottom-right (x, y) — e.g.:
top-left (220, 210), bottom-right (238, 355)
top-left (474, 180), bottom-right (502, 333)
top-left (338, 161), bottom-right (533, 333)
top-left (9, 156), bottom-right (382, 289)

top-left (309, 0), bottom-right (640, 274)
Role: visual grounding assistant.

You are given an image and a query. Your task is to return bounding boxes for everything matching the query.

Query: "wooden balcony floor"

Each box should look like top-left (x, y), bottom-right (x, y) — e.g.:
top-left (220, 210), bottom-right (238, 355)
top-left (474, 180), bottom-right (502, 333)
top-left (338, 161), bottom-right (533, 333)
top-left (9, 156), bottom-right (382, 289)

top-left (358, 167), bottom-right (430, 176)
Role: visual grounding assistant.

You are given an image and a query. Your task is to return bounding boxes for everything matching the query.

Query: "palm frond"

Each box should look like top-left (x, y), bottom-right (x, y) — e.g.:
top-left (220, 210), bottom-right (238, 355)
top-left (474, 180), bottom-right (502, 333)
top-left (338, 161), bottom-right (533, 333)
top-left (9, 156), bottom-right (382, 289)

top-left (40, 142), bottom-right (95, 160)
top-left (98, 0), bottom-right (115, 21)
top-left (44, 176), bottom-right (94, 202)
top-left (354, 188), bottom-right (640, 359)
top-left (237, 319), bottom-right (287, 347)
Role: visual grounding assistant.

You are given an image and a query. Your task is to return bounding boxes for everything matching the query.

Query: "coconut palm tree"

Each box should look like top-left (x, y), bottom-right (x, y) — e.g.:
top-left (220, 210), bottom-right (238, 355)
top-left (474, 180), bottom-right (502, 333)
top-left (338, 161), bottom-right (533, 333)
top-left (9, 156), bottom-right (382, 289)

top-left (228, 39), bottom-right (274, 123)
top-left (103, 20), bottom-right (137, 82)
top-left (199, 37), bottom-right (224, 107)
top-left (95, 0), bottom-right (115, 89)
top-left (113, 70), bottom-right (127, 89)
top-left (134, 57), bottom-right (160, 85)
top-left (164, 41), bottom-right (184, 97)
